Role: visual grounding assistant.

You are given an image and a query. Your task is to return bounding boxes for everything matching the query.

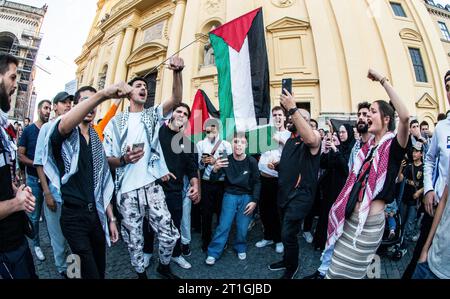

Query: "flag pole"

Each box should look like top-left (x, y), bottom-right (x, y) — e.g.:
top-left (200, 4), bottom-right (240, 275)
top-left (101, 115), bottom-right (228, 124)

top-left (142, 35), bottom-right (206, 79)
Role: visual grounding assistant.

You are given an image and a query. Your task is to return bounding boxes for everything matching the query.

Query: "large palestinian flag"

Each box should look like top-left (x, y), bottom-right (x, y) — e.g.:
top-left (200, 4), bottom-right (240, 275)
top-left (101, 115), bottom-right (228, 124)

top-left (185, 89), bottom-right (219, 143)
top-left (209, 7), bottom-right (274, 153)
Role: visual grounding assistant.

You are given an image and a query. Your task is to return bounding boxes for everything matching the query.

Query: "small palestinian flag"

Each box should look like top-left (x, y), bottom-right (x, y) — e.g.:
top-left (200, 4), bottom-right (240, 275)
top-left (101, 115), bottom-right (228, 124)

top-left (210, 7), bottom-right (275, 153)
top-left (185, 89), bottom-right (219, 143)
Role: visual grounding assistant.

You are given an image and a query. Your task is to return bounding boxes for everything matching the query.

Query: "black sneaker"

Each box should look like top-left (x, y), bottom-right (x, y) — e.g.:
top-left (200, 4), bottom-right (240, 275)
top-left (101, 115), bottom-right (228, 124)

top-left (182, 244), bottom-right (191, 257)
top-left (137, 272), bottom-right (148, 280)
top-left (303, 271), bottom-right (325, 279)
top-left (157, 263), bottom-right (180, 279)
top-left (280, 267), bottom-right (299, 279)
top-left (268, 260), bottom-right (286, 271)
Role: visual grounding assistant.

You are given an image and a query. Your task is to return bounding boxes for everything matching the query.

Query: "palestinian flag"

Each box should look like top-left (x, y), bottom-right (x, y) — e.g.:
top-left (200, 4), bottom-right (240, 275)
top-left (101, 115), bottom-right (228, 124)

top-left (185, 89), bottom-right (219, 143)
top-left (209, 7), bottom-right (275, 153)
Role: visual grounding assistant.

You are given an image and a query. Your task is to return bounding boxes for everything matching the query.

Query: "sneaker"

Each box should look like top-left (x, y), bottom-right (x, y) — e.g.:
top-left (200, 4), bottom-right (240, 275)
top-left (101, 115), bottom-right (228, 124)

top-left (303, 232), bottom-right (313, 244)
top-left (39, 216), bottom-right (43, 222)
top-left (268, 260), bottom-right (286, 271)
top-left (34, 246), bottom-right (45, 261)
top-left (181, 244), bottom-right (191, 257)
top-left (303, 271), bottom-right (325, 279)
top-left (171, 256), bottom-right (192, 269)
top-left (388, 230), bottom-right (396, 241)
top-left (205, 256), bottom-right (216, 265)
top-left (412, 232), bottom-right (420, 242)
top-left (280, 267), bottom-right (299, 279)
top-left (275, 242), bottom-right (284, 254)
top-left (144, 253), bottom-right (152, 269)
top-left (255, 239), bottom-right (274, 248)
top-left (238, 253), bottom-right (247, 260)
top-left (157, 263), bottom-right (180, 279)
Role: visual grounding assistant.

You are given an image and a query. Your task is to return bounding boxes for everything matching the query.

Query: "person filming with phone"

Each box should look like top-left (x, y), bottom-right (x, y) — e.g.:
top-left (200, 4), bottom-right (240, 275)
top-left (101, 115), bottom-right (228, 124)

top-left (204, 132), bottom-right (261, 265)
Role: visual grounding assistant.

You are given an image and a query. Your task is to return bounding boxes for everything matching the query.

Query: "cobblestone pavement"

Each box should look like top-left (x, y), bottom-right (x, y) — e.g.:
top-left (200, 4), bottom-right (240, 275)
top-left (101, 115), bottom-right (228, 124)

top-left (32, 217), bottom-right (414, 279)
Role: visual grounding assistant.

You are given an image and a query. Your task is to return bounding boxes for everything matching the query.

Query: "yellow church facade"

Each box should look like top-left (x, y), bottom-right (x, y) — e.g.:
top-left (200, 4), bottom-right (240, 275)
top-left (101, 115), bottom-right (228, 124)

top-left (75, 0), bottom-right (450, 128)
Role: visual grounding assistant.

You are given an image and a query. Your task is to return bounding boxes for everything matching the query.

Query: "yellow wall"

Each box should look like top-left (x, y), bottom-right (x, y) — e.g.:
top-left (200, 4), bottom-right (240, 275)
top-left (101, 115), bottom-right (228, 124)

top-left (75, 0), bottom-right (450, 127)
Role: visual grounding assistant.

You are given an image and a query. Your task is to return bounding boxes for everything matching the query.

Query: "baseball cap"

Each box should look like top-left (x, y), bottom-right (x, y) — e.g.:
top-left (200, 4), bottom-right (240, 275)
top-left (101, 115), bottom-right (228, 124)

top-left (53, 92), bottom-right (74, 104)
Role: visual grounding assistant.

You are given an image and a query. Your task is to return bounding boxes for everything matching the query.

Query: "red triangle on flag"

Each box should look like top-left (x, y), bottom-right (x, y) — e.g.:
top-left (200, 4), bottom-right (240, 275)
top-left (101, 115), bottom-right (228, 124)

top-left (210, 7), bottom-right (261, 53)
top-left (185, 90), bottom-right (213, 137)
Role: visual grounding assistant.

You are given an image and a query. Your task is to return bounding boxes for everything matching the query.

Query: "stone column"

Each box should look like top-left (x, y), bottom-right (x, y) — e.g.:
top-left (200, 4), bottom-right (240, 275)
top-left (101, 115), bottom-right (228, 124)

top-left (114, 26), bottom-right (137, 82)
top-left (161, 0), bottom-right (187, 101)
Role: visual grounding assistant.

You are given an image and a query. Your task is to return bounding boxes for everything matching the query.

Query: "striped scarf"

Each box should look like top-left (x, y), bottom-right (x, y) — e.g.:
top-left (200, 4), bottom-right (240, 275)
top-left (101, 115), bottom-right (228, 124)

top-left (326, 132), bottom-right (395, 249)
top-left (42, 118), bottom-right (114, 246)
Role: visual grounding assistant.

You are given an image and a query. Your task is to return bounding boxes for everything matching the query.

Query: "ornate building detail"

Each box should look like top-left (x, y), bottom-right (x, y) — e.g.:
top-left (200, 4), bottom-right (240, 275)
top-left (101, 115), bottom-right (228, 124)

top-left (271, 0), bottom-right (295, 8)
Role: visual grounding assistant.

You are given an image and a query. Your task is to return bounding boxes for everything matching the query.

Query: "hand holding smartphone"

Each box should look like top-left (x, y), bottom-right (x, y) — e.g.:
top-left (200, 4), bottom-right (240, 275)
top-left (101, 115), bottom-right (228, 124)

top-left (132, 143), bottom-right (145, 152)
top-left (282, 78), bottom-right (292, 96)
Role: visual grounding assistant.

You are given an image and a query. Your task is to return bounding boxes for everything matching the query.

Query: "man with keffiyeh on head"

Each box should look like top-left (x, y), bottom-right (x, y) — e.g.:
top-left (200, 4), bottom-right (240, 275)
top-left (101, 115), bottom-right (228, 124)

top-left (41, 83), bottom-right (131, 279)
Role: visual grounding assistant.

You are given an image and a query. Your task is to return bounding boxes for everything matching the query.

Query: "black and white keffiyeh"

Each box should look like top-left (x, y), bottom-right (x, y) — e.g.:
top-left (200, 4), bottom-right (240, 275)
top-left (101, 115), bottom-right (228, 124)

top-left (42, 117), bottom-right (114, 246)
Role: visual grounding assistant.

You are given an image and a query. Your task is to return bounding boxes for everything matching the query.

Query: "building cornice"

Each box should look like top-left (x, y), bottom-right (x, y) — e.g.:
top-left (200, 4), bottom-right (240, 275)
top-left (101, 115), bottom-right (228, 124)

top-left (425, 3), bottom-right (450, 20)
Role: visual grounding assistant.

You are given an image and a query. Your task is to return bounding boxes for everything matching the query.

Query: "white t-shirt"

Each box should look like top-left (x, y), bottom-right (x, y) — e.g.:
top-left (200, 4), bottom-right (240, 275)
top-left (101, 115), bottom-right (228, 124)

top-left (258, 130), bottom-right (291, 177)
top-left (120, 112), bottom-right (153, 194)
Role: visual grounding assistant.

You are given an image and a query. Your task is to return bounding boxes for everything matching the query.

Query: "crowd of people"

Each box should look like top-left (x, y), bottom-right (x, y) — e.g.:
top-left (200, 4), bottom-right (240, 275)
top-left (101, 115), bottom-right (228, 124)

top-left (1, 52), bottom-right (450, 280)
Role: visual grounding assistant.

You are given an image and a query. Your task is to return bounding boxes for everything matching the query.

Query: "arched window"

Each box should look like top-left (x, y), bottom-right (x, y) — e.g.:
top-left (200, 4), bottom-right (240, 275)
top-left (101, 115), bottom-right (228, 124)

top-left (0, 32), bottom-right (19, 55)
top-left (199, 20), bottom-right (222, 68)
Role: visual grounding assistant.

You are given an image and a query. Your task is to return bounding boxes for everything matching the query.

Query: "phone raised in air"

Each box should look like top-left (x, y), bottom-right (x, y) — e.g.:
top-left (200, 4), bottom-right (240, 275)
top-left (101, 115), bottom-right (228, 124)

top-left (282, 78), bottom-right (292, 96)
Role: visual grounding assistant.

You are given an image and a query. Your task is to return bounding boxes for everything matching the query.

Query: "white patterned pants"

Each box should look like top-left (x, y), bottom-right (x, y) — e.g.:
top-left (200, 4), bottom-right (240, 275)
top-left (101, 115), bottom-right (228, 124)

top-left (119, 183), bottom-right (179, 273)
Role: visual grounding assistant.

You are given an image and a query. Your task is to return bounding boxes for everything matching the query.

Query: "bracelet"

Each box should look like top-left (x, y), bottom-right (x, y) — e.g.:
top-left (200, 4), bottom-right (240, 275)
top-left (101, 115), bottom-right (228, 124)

top-left (119, 155), bottom-right (127, 167)
top-left (109, 216), bottom-right (117, 224)
top-left (380, 77), bottom-right (389, 86)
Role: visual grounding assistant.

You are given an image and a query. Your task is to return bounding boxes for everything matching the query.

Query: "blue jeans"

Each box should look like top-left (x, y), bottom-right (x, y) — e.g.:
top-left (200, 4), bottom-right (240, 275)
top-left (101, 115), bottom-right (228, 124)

top-left (388, 216), bottom-right (396, 231)
top-left (412, 262), bottom-right (439, 279)
top-left (0, 238), bottom-right (37, 279)
top-left (401, 203), bottom-right (417, 239)
top-left (26, 175), bottom-right (44, 247)
top-left (208, 193), bottom-right (253, 259)
top-left (181, 176), bottom-right (191, 245)
top-left (43, 184), bottom-right (68, 273)
top-left (318, 245), bottom-right (335, 276)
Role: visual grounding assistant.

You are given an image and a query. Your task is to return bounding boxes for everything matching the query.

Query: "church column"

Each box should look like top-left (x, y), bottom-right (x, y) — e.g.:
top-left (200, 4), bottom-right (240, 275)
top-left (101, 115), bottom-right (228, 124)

top-left (114, 26), bottom-right (137, 82)
top-left (161, 0), bottom-right (187, 101)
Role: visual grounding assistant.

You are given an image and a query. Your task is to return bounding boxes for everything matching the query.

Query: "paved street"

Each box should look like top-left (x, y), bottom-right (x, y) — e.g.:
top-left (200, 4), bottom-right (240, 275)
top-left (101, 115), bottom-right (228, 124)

top-left (32, 216), bottom-right (414, 279)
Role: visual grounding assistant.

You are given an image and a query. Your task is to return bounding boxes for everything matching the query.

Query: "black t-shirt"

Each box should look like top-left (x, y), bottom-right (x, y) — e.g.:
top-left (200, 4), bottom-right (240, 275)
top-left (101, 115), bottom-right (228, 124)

top-left (51, 122), bottom-right (95, 206)
top-left (210, 155), bottom-right (261, 202)
top-left (158, 124), bottom-right (198, 194)
top-left (277, 135), bottom-right (321, 209)
top-left (0, 137), bottom-right (26, 252)
top-left (402, 163), bottom-right (424, 206)
top-left (373, 137), bottom-right (407, 204)
top-left (18, 123), bottom-right (40, 177)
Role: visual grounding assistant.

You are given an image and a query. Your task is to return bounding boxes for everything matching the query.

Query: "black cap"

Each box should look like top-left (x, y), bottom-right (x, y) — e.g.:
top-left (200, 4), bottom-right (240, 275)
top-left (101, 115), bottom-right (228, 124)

top-left (53, 92), bottom-right (74, 104)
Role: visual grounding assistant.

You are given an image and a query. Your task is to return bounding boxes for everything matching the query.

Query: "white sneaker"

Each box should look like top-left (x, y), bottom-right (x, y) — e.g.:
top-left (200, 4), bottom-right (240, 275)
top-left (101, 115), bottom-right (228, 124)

top-left (255, 239), bottom-right (274, 248)
top-left (275, 242), bottom-right (284, 254)
top-left (171, 256), bottom-right (192, 269)
top-left (144, 253), bottom-right (152, 269)
top-left (39, 216), bottom-right (43, 222)
top-left (303, 232), bottom-right (313, 244)
top-left (238, 253), bottom-right (247, 260)
top-left (205, 256), bottom-right (216, 265)
top-left (34, 246), bottom-right (45, 261)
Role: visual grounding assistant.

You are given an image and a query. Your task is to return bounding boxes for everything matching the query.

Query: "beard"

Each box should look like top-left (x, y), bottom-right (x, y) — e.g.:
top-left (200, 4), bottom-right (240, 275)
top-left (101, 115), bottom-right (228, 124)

top-left (357, 122), bottom-right (368, 134)
top-left (0, 81), bottom-right (11, 113)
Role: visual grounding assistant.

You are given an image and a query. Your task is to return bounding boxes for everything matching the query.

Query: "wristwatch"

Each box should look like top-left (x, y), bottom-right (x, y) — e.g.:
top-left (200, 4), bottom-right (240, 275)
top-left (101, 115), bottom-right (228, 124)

top-left (288, 107), bottom-right (299, 116)
top-left (109, 216), bottom-right (117, 224)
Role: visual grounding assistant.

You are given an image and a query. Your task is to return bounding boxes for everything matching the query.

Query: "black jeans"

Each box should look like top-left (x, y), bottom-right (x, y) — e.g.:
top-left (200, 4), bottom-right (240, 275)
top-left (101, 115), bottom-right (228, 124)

top-left (280, 198), bottom-right (312, 272)
top-left (0, 238), bottom-right (37, 279)
top-left (60, 203), bottom-right (106, 279)
top-left (144, 191), bottom-right (183, 257)
top-left (200, 180), bottom-right (224, 247)
top-left (259, 176), bottom-right (281, 243)
top-left (402, 212), bottom-right (434, 279)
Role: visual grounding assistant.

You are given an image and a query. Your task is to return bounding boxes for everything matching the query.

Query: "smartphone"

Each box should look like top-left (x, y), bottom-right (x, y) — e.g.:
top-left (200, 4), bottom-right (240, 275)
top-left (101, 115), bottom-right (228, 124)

top-left (221, 151), bottom-right (228, 161)
top-left (282, 78), bottom-right (292, 96)
top-left (202, 153), bottom-right (211, 159)
top-left (132, 143), bottom-right (145, 151)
